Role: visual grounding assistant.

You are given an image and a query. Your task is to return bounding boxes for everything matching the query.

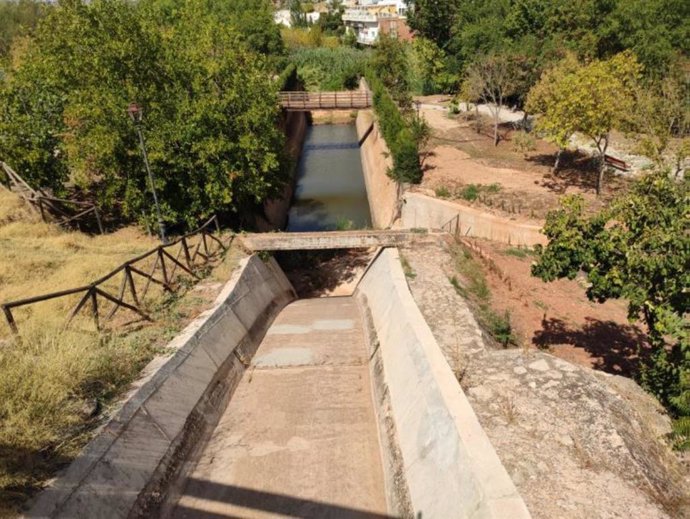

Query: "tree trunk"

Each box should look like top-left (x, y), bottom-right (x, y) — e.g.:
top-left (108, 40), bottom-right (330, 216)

top-left (596, 136), bottom-right (610, 196)
top-left (553, 148), bottom-right (562, 174)
top-left (493, 113), bottom-right (499, 146)
top-left (475, 105), bottom-right (480, 134)
top-left (596, 155), bottom-right (605, 195)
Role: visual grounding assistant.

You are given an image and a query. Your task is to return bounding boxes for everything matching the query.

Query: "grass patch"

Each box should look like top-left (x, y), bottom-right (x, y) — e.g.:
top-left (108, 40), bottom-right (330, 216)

top-left (503, 246), bottom-right (535, 259)
top-left (449, 243), bottom-right (517, 347)
top-left (435, 185), bottom-right (451, 199)
top-left (400, 253), bottom-right (416, 279)
top-left (458, 183), bottom-right (502, 201)
top-left (0, 190), bottom-right (244, 514)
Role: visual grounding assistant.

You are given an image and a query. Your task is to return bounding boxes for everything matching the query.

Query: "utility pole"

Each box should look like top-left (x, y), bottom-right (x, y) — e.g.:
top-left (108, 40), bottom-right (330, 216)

top-left (127, 102), bottom-right (167, 243)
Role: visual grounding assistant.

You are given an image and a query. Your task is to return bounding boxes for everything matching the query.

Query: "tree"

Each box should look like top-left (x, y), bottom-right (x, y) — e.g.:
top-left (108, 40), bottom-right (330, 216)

top-left (525, 53), bottom-right (580, 172)
top-left (411, 37), bottom-right (455, 94)
top-left (460, 53), bottom-right (517, 146)
top-left (371, 34), bottom-right (411, 109)
top-left (525, 51), bottom-right (642, 193)
top-left (532, 171), bottom-right (690, 446)
top-left (633, 75), bottom-right (690, 178)
top-left (406, 0), bottom-right (460, 50)
top-left (0, 0), bottom-right (288, 228)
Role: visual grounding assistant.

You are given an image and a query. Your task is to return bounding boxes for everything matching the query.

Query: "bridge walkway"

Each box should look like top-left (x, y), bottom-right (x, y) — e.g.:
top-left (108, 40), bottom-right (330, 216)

top-left (240, 229), bottom-right (441, 251)
top-left (278, 90), bottom-right (372, 111)
top-left (171, 297), bottom-right (389, 519)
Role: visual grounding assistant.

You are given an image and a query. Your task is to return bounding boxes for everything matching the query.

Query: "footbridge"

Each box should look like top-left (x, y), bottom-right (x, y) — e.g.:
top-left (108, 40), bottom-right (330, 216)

top-left (239, 229), bottom-right (436, 251)
top-left (278, 90), bottom-right (372, 111)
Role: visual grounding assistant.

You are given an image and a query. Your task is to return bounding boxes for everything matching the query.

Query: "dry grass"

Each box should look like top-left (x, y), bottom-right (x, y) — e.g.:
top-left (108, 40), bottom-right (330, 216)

top-left (0, 191), bottom-right (245, 515)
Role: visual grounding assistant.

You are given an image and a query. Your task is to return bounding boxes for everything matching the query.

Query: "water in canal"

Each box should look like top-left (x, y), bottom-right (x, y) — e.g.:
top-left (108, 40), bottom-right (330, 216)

top-left (287, 124), bottom-right (371, 232)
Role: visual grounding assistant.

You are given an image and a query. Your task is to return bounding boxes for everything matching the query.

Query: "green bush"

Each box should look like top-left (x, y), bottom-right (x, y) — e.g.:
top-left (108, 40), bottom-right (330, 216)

top-left (289, 47), bottom-right (368, 91)
top-left (366, 71), bottom-right (423, 184)
top-left (459, 184), bottom-right (479, 201)
top-left (435, 185), bottom-right (451, 198)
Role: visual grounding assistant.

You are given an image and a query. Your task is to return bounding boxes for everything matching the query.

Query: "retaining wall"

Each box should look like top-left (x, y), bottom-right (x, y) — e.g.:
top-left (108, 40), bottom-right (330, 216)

top-left (27, 256), bottom-right (295, 519)
top-left (401, 192), bottom-right (546, 246)
top-left (259, 110), bottom-right (308, 231)
top-left (356, 248), bottom-right (532, 519)
top-left (356, 110), bottom-right (399, 229)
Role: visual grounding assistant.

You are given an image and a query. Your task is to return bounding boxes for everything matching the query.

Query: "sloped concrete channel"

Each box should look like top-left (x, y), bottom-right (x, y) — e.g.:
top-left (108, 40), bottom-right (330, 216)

top-left (27, 251), bottom-right (530, 519)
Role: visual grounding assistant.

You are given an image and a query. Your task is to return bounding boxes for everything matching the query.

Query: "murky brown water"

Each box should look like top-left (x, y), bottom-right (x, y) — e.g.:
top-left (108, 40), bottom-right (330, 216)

top-left (287, 124), bottom-right (371, 231)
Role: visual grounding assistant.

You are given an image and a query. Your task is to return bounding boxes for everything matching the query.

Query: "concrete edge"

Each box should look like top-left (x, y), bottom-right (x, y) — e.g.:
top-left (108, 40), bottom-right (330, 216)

top-left (355, 248), bottom-right (531, 519)
top-left (25, 255), bottom-right (296, 519)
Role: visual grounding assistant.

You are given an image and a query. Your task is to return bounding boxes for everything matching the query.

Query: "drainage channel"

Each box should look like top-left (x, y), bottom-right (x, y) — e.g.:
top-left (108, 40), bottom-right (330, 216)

top-left (168, 296), bottom-right (390, 518)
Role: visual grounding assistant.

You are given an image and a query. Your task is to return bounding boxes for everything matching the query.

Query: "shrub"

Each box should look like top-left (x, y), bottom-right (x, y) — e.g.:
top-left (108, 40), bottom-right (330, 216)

top-left (435, 185), bottom-right (451, 198)
top-left (366, 71), bottom-right (424, 184)
top-left (459, 184), bottom-right (480, 201)
top-left (512, 130), bottom-right (537, 156)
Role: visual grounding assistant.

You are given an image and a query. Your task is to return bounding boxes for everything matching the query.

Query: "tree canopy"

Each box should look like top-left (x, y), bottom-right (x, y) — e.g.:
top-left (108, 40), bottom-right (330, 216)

top-left (0, 0), bottom-right (287, 229)
top-left (525, 51), bottom-right (642, 192)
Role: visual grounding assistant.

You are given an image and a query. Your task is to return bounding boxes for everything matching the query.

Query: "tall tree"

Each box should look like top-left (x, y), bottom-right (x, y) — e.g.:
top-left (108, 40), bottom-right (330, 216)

top-left (371, 34), bottom-right (411, 109)
top-left (632, 75), bottom-right (690, 177)
top-left (406, 0), bottom-right (460, 50)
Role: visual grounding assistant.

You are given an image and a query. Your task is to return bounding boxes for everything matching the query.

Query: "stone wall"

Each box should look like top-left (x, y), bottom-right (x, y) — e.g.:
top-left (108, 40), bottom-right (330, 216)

top-left (355, 248), bottom-right (532, 519)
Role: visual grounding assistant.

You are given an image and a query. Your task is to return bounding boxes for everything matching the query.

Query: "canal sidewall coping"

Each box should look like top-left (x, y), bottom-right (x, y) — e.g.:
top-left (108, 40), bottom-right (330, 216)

top-left (356, 248), bottom-right (532, 519)
top-left (26, 255), bottom-right (296, 519)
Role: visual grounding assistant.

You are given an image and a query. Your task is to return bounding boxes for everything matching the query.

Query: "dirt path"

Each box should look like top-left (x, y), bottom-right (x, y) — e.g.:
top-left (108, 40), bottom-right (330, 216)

top-left (170, 297), bottom-right (388, 519)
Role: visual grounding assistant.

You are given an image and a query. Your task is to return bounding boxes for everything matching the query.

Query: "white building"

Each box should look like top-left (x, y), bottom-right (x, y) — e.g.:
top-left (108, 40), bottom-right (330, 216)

top-left (342, 0), bottom-right (411, 45)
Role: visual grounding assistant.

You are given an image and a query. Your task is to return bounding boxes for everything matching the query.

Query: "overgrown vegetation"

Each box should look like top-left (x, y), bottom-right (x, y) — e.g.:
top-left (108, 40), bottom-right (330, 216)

top-left (0, 191), bottom-right (243, 512)
top-left (449, 243), bottom-right (517, 347)
top-left (288, 46), bottom-right (368, 91)
top-left (532, 171), bottom-right (689, 448)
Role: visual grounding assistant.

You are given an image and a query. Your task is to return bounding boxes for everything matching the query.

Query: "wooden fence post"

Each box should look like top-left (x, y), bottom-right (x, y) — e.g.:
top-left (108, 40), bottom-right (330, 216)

top-left (158, 248), bottom-right (169, 285)
top-left (90, 288), bottom-right (100, 331)
top-left (2, 305), bottom-right (18, 335)
top-left (125, 266), bottom-right (139, 306)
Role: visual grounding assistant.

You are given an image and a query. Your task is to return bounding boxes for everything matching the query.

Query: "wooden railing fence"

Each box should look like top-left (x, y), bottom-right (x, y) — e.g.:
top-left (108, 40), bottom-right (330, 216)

top-left (1, 161), bottom-right (104, 234)
top-left (1, 216), bottom-right (231, 335)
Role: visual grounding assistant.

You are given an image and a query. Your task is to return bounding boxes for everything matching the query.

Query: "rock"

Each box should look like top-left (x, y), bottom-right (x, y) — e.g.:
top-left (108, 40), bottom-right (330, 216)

top-left (403, 240), bottom-right (690, 519)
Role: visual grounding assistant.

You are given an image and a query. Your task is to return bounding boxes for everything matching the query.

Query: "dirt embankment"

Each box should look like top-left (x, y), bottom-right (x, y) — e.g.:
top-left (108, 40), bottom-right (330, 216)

top-left (416, 105), bottom-right (631, 221)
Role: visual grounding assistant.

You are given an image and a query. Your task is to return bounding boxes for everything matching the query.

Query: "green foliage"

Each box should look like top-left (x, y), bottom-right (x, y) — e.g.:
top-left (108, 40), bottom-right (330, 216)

top-left (367, 71), bottom-right (424, 184)
top-left (435, 185), bottom-right (451, 198)
top-left (371, 34), bottom-right (411, 108)
top-left (459, 184), bottom-right (479, 201)
top-left (532, 171), bottom-right (690, 446)
top-left (0, 0), bottom-right (288, 228)
top-left (289, 47), bottom-right (368, 91)
top-left (410, 37), bottom-right (455, 95)
top-left (406, 0), bottom-right (460, 50)
top-left (0, 0), bottom-right (46, 57)
top-left (526, 51), bottom-right (642, 192)
top-left (512, 129), bottom-right (536, 155)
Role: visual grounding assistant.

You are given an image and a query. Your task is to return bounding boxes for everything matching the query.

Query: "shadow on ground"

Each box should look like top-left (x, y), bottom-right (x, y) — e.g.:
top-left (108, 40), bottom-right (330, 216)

top-left (275, 249), bottom-right (372, 298)
top-left (175, 479), bottom-right (397, 519)
top-left (533, 317), bottom-right (648, 377)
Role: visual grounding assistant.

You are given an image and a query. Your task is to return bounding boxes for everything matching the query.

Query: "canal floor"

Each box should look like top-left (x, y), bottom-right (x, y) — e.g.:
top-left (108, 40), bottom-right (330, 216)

top-left (170, 297), bottom-right (389, 519)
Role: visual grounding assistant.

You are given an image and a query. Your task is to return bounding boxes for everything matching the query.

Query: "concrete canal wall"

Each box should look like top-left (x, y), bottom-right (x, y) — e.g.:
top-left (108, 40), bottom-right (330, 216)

top-left (27, 256), bottom-right (295, 519)
top-left (356, 248), bottom-right (532, 519)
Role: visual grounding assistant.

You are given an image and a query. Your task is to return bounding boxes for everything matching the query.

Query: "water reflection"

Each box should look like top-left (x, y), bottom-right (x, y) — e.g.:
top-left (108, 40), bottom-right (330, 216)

top-left (287, 124), bottom-right (371, 232)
